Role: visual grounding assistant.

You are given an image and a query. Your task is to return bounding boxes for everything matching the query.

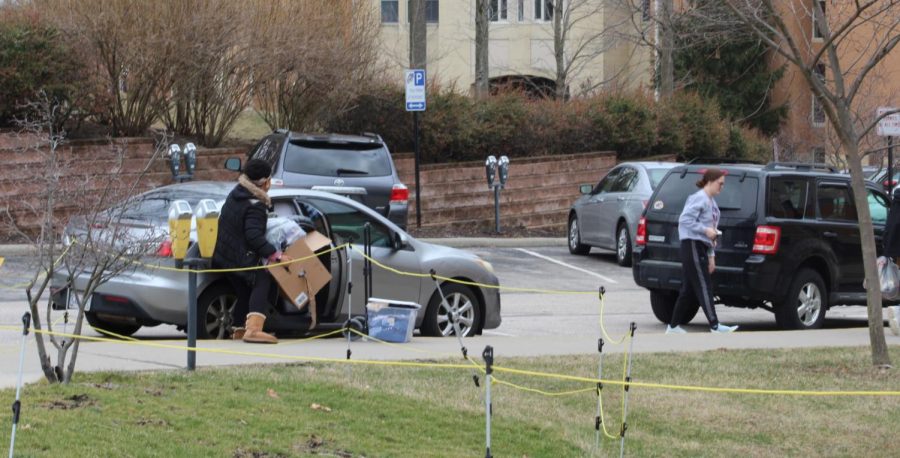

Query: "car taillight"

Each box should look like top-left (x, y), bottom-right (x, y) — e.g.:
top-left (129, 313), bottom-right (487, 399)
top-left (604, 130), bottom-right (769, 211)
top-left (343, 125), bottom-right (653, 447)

top-left (636, 217), bottom-right (647, 246)
top-left (752, 225), bottom-right (781, 254)
top-left (156, 240), bottom-right (173, 257)
top-left (102, 295), bottom-right (129, 304)
top-left (390, 183), bottom-right (409, 203)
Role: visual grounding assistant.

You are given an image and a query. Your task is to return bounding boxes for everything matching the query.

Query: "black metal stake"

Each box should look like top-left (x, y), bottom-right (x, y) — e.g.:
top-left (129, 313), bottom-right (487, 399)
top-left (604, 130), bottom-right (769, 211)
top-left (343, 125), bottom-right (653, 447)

top-left (483, 345), bottom-right (494, 458)
top-left (414, 111), bottom-right (422, 228)
top-left (9, 312), bottom-right (31, 458)
top-left (619, 323), bottom-right (637, 458)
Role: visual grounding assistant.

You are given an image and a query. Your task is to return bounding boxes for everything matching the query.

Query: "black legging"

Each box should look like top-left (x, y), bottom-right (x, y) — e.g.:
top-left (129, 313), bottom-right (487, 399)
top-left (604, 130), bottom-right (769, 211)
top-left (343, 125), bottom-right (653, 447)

top-left (225, 270), bottom-right (274, 327)
top-left (670, 239), bottom-right (719, 328)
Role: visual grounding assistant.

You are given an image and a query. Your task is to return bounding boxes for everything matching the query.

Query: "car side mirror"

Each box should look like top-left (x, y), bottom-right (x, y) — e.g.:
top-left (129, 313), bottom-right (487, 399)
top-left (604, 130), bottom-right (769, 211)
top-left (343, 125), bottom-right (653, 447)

top-left (579, 184), bottom-right (593, 195)
top-left (225, 157), bottom-right (242, 172)
top-left (392, 232), bottom-right (409, 251)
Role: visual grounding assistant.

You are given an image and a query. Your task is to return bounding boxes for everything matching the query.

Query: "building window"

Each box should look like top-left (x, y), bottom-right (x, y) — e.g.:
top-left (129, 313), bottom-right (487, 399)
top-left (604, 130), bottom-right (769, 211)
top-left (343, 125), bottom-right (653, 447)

top-left (534, 0), bottom-right (553, 21)
top-left (813, 147), bottom-right (826, 164)
top-left (641, 0), bottom-right (651, 22)
top-left (518, 0), bottom-right (524, 21)
top-left (382, 0), bottom-right (399, 23)
top-left (813, 0), bottom-right (826, 40)
top-left (812, 63), bottom-right (826, 126)
top-left (491, 0), bottom-right (508, 21)
top-left (408, 0), bottom-right (439, 23)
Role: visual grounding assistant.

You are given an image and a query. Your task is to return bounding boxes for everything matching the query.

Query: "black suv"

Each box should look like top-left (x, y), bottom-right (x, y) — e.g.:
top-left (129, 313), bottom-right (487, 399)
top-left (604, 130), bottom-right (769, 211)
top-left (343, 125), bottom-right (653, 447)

top-left (632, 161), bottom-right (891, 330)
top-left (230, 130), bottom-right (409, 229)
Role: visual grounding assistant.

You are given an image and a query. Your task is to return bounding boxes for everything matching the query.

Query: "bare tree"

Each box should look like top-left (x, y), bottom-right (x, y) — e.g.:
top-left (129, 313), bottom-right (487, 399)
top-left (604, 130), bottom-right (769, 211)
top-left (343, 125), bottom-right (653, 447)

top-left (4, 97), bottom-right (165, 383)
top-left (410, 0), bottom-right (427, 71)
top-left (474, 0), bottom-right (490, 98)
top-left (253, 1), bottom-right (382, 131)
top-left (164, 0), bottom-right (261, 146)
top-left (720, 0), bottom-right (900, 367)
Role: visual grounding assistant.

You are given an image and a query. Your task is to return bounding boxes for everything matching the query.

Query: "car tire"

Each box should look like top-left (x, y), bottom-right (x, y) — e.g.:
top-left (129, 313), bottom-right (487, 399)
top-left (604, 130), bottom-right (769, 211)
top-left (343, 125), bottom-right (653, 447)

top-left (197, 283), bottom-right (238, 339)
top-left (615, 223), bottom-right (632, 267)
top-left (85, 312), bottom-right (141, 338)
top-left (421, 283), bottom-right (482, 337)
top-left (649, 289), bottom-right (698, 325)
top-left (568, 215), bottom-right (590, 255)
top-left (775, 268), bottom-right (827, 330)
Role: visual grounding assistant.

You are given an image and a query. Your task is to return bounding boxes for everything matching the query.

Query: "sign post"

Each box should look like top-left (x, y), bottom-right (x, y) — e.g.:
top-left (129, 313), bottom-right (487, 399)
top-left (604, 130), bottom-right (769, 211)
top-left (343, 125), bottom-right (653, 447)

top-left (877, 107), bottom-right (900, 196)
top-left (406, 69), bottom-right (426, 228)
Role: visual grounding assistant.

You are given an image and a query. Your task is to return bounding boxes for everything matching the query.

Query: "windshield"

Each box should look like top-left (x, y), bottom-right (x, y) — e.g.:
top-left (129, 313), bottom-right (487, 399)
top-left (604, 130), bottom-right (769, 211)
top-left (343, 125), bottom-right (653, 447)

top-left (648, 168), bottom-right (671, 190)
top-left (283, 141), bottom-right (392, 177)
top-left (113, 189), bottom-right (227, 222)
top-left (649, 171), bottom-right (759, 218)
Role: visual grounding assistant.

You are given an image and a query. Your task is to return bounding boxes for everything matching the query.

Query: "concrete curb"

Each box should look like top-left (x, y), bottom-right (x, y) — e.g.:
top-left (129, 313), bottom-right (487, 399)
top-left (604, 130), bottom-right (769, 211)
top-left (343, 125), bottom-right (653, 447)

top-left (1, 238), bottom-right (567, 256)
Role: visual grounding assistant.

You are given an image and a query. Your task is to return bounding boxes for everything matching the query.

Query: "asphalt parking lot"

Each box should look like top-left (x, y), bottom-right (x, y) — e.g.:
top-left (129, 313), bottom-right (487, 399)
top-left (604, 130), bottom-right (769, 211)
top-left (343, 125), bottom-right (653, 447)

top-left (0, 243), bottom-right (876, 344)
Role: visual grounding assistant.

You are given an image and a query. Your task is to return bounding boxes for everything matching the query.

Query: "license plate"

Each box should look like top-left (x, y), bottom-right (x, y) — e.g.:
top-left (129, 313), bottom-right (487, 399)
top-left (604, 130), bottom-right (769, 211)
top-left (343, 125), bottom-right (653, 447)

top-left (67, 290), bottom-right (91, 311)
top-left (648, 235), bottom-right (666, 243)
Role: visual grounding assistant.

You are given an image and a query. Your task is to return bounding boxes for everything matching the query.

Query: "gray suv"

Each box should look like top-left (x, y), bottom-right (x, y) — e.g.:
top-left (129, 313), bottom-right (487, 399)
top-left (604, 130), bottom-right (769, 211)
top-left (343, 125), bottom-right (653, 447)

top-left (230, 130), bottom-right (409, 228)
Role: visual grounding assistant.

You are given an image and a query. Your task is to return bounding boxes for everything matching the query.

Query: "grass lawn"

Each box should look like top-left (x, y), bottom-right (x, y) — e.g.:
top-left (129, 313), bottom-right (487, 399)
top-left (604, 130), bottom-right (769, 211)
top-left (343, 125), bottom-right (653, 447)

top-left (2, 346), bottom-right (899, 457)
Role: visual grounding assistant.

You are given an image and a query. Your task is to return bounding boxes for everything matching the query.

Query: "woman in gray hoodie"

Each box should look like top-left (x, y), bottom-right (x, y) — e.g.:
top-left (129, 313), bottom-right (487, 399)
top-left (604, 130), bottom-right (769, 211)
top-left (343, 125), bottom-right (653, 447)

top-left (666, 168), bottom-right (739, 334)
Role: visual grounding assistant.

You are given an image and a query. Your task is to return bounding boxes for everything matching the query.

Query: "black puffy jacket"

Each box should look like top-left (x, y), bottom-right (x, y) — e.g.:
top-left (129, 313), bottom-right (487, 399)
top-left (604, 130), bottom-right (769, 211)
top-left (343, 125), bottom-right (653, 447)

top-left (884, 188), bottom-right (900, 258)
top-left (212, 184), bottom-right (277, 281)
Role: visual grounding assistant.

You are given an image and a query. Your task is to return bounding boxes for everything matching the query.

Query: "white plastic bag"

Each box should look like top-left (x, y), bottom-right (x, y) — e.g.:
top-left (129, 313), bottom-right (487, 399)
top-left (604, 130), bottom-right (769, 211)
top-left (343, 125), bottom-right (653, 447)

top-left (878, 256), bottom-right (900, 300)
top-left (266, 216), bottom-right (306, 250)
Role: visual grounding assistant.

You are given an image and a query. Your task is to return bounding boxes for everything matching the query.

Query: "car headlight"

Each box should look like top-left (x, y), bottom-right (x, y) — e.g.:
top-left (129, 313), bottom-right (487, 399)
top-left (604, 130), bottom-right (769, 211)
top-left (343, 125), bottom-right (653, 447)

top-left (475, 258), bottom-right (494, 274)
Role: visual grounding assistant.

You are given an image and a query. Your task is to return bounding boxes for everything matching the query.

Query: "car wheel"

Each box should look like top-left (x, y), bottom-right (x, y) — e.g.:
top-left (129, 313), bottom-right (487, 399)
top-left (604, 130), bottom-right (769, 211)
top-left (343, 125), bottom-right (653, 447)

top-left (421, 283), bottom-right (482, 337)
top-left (197, 283), bottom-right (237, 339)
top-left (85, 312), bottom-right (141, 338)
top-left (616, 223), bottom-right (632, 267)
top-left (568, 215), bottom-right (590, 255)
top-left (649, 289), bottom-right (698, 325)
top-left (775, 268), bottom-right (827, 330)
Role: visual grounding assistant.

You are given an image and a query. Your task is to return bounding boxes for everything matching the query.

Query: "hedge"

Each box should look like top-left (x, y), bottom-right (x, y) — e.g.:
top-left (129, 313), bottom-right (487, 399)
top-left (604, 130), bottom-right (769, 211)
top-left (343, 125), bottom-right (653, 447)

top-left (326, 84), bottom-right (771, 164)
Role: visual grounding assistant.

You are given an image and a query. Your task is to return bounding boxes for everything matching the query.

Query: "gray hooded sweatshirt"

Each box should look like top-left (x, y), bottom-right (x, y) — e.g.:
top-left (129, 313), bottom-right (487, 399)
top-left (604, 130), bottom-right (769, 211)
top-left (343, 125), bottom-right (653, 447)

top-left (678, 189), bottom-right (720, 256)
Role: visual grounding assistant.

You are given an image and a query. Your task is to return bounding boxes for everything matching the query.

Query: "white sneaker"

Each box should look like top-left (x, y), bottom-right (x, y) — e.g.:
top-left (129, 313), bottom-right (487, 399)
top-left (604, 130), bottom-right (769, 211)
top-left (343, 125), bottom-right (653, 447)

top-left (887, 306), bottom-right (900, 336)
top-left (711, 323), bottom-right (738, 333)
top-left (666, 325), bottom-right (687, 334)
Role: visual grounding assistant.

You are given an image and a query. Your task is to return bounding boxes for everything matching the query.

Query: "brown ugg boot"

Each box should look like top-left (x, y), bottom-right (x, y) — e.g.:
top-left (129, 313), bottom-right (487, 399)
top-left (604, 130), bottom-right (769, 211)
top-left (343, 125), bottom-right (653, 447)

top-left (243, 313), bottom-right (278, 344)
top-left (231, 327), bottom-right (245, 340)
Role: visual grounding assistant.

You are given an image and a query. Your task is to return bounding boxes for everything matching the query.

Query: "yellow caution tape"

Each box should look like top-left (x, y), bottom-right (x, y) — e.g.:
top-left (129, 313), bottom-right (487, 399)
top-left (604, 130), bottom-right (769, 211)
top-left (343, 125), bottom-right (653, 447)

top-left (3, 324), bottom-right (899, 397)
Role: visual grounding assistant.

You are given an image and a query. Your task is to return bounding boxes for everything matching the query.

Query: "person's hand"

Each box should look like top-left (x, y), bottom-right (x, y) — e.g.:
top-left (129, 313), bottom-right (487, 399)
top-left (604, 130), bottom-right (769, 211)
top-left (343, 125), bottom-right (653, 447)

top-left (708, 257), bottom-right (716, 274)
top-left (705, 227), bottom-right (718, 239)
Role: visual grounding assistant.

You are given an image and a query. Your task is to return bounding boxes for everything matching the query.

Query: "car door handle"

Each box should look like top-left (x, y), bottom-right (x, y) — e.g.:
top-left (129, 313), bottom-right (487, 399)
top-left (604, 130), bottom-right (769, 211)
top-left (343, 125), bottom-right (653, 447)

top-left (617, 197), bottom-right (626, 201)
top-left (823, 231), bottom-right (838, 238)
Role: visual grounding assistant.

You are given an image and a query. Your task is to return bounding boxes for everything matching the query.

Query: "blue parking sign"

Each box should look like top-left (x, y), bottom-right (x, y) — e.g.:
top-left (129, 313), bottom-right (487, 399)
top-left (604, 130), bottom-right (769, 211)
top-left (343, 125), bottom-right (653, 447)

top-left (405, 69), bottom-right (426, 111)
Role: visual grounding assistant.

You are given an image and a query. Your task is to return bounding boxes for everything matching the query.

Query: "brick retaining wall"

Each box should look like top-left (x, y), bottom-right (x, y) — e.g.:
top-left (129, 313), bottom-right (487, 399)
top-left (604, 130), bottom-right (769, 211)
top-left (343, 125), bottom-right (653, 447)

top-left (1, 132), bottom-right (669, 239)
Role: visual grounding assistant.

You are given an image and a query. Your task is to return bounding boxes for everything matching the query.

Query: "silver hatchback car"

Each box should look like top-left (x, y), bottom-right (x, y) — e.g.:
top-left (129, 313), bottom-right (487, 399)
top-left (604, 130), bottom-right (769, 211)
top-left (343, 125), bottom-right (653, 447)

top-left (51, 182), bottom-right (500, 339)
top-left (567, 161), bottom-right (679, 266)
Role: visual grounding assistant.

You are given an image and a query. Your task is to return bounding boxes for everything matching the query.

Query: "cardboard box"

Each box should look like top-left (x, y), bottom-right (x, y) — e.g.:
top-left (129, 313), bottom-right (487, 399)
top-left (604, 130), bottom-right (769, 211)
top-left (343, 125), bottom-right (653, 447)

top-left (266, 231), bottom-right (333, 328)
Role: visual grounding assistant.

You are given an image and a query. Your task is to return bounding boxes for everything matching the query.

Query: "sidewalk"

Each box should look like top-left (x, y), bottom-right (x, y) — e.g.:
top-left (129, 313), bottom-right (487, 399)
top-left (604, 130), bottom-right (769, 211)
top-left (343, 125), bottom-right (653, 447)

top-left (0, 326), bottom-right (881, 388)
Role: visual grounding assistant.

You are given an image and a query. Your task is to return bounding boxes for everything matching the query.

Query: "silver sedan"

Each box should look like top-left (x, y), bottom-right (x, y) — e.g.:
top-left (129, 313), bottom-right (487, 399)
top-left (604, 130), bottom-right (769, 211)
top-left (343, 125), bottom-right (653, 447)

top-left (51, 182), bottom-right (501, 339)
top-left (567, 161), bottom-right (679, 266)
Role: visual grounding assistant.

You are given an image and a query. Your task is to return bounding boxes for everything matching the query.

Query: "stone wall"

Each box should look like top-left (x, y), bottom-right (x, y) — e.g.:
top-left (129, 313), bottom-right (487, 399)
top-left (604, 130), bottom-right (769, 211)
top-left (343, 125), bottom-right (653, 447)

top-left (1, 132), bottom-right (658, 239)
top-left (394, 151), bottom-right (618, 233)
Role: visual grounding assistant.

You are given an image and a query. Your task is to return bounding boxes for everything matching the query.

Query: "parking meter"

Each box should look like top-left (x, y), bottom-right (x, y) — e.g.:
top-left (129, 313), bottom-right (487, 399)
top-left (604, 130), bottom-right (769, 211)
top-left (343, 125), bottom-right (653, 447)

top-left (194, 199), bottom-right (219, 258)
top-left (498, 156), bottom-right (509, 188)
top-left (183, 143), bottom-right (197, 176)
top-left (168, 200), bottom-right (193, 260)
top-left (485, 155), bottom-right (497, 188)
top-left (168, 144), bottom-right (182, 178)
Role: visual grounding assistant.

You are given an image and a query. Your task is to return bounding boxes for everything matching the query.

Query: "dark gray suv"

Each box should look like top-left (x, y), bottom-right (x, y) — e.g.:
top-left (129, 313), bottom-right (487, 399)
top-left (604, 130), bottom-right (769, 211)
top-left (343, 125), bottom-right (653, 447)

top-left (231, 130), bottom-right (409, 229)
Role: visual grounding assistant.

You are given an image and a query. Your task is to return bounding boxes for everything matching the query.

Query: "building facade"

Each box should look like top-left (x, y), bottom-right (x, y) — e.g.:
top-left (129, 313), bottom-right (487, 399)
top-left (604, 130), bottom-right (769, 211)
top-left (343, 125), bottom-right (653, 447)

top-left (376, 0), bottom-right (653, 96)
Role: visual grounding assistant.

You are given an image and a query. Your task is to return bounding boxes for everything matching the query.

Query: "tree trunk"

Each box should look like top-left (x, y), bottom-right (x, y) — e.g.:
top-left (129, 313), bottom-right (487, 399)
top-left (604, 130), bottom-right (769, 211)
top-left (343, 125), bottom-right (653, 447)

top-left (553, 0), bottom-right (567, 100)
top-left (844, 138), bottom-right (892, 366)
top-left (658, 0), bottom-right (674, 98)
top-left (474, 0), bottom-right (490, 98)
top-left (409, 0), bottom-right (427, 71)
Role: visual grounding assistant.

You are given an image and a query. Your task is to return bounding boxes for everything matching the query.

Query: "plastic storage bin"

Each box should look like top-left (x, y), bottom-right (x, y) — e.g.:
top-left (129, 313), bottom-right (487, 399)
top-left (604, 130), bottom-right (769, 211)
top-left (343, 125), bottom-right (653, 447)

top-left (366, 298), bottom-right (421, 343)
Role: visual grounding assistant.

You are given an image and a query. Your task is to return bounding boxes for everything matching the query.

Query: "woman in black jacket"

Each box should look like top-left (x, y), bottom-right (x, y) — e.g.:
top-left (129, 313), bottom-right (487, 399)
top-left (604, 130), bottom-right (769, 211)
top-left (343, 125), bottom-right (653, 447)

top-left (212, 159), bottom-right (290, 344)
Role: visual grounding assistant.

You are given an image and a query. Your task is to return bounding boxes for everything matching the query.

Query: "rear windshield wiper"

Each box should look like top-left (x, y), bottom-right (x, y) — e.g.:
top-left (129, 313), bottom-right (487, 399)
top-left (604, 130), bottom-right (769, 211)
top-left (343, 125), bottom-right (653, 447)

top-left (336, 168), bottom-right (369, 176)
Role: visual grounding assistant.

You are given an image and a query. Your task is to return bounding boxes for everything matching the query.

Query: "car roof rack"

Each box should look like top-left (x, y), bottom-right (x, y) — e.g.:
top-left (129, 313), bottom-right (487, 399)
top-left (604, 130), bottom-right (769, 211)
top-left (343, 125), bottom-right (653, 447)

top-left (686, 157), bottom-right (763, 165)
top-left (763, 162), bottom-right (837, 173)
